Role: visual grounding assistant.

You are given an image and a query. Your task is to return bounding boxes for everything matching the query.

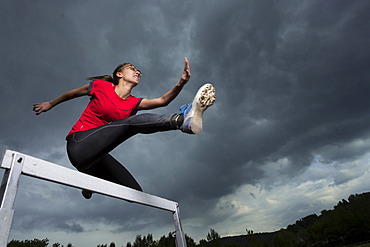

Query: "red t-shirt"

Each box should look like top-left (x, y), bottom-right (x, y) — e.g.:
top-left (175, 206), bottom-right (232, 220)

top-left (67, 80), bottom-right (142, 137)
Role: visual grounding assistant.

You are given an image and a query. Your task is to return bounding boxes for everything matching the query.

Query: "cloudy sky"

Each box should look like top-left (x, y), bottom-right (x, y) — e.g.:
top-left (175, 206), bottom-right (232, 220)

top-left (1, 0), bottom-right (370, 246)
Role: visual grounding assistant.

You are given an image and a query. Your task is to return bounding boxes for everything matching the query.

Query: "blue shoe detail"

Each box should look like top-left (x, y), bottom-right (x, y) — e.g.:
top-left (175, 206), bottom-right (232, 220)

top-left (179, 104), bottom-right (191, 115)
top-left (179, 104), bottom-right (194, 134)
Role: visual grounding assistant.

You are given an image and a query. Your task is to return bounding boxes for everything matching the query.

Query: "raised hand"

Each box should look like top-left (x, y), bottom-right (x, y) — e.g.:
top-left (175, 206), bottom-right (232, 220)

top-left (180, 57), bottom-right (191, 85)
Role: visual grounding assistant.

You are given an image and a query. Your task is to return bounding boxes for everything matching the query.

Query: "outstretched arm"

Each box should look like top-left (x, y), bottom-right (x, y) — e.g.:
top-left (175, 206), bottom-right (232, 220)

top-left (33, 84), bottom-right (90, 115)
top-left (138, 58), bottom-right (191, 110)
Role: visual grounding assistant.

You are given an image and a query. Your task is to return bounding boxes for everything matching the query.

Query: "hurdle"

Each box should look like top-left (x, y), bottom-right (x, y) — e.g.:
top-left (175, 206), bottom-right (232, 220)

top-left (0, 150), bottom-right (187, 247)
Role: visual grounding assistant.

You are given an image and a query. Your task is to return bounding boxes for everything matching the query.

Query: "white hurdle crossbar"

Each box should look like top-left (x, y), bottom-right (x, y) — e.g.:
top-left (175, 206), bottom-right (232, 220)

top-left (0, 150), bottom-right (187, 247)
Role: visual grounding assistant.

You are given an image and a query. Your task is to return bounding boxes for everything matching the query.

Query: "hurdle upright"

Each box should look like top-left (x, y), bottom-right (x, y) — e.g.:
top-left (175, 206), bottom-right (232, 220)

top-left (0, 150), bottom-right (187, 247)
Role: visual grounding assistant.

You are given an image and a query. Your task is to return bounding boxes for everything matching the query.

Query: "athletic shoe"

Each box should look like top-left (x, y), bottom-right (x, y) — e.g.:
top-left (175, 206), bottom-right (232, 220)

top-left (82, 189), bottom-right (93, 199)
top-left (180, 83), bottom-right (216, 134)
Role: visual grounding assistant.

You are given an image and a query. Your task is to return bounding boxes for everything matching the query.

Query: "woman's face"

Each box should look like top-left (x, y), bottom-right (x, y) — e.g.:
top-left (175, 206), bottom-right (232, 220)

top-left (119, 64), bottom-right (142, 84)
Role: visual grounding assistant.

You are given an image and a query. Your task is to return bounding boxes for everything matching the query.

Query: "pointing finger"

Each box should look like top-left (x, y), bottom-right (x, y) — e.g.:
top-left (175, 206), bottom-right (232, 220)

top-left (184, 57), bottom-right (190, 71)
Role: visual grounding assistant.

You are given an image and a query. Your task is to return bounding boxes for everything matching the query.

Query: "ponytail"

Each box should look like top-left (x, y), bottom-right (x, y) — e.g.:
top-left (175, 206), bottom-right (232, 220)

top-left (86, 63), bottom-right (131, 85)
top-left (86, 75), bottom-right (114, 83)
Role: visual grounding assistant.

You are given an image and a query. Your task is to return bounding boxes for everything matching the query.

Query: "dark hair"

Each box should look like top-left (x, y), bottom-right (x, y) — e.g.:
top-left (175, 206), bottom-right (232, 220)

top-left (86, 63), bottom-right (131, 85)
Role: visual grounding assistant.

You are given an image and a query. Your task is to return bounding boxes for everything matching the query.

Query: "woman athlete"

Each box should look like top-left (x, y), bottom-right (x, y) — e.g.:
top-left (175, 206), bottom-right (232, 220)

top-left (33, 58), bottom-right (216, 199)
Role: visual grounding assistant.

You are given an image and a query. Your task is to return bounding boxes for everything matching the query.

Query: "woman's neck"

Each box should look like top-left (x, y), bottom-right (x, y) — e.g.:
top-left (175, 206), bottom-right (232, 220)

top-left (114, 83), bottom-right (133, 99)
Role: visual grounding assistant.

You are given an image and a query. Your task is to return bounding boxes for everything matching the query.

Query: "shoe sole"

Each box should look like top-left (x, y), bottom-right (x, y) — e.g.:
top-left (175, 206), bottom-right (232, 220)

top-left (186, 83), bottom-right (216, 134)
top-left (82, 189), bottom-right (93, 199)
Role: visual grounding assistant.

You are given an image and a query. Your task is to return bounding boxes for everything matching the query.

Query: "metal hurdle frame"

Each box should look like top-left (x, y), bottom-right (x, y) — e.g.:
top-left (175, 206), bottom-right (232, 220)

top-left (0, 150), bottom-right (187, 247)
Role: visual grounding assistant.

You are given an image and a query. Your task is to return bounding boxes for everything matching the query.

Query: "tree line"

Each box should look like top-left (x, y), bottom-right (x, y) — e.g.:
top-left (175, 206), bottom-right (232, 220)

top-left (221, 192), bottom-right (370, 246)
top-left (7, 228), bottom-right (221, 247)
top-left (269, 192), bottom-right (370, 246)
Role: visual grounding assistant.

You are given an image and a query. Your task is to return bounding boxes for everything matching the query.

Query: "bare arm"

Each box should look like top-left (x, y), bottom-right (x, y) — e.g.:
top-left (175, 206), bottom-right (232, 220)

top-left (33, 84), bottom-right (90, 115)
top-left (138, 58), bottom-right (191, 110)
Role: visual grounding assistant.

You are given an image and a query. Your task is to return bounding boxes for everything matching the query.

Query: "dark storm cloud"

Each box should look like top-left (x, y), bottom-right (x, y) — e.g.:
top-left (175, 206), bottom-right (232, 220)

top-left (1, 0), bottom-right (370, 243)
top-left (179, 0), bottom-right (370, 191)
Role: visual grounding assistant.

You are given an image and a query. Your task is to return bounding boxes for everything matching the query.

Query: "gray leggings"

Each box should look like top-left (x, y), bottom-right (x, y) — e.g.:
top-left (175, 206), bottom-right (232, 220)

top-left (66, 113), bottom-right (180, 191)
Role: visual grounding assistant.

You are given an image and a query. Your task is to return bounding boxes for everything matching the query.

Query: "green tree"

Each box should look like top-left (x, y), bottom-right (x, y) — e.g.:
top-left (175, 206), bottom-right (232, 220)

top-left (185, 234), bottom-right (196, 247)
top-left (130, 234), bottom-right (157, 247)
top-left (198, 239), bottom-right (208, 247)
top-left (8, 238), bottom-right (49, 247)
top-left (246, 228), bottom-right (254, 235)
top-left (206, 228), bottom-right (220, 242)
top-left (205, 228), bottom-right (221, 247)
top-left (157, 232), bottom-right (175, 247)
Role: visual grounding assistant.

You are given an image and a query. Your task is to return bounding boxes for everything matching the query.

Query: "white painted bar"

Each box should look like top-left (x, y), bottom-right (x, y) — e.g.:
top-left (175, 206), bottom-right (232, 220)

top-left (0, 150), bottom-right (187, 247)
top-left (0, 150), bottom-right (13, 169)
top-left (20, 151), bottom-right (177, 212)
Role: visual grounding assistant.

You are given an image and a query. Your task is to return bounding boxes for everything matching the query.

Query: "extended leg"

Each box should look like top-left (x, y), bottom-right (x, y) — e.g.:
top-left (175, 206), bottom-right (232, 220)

top-left (83, 154), bottom-right (142, 191)
top-left (67, 113), bottom-right (179, 171)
